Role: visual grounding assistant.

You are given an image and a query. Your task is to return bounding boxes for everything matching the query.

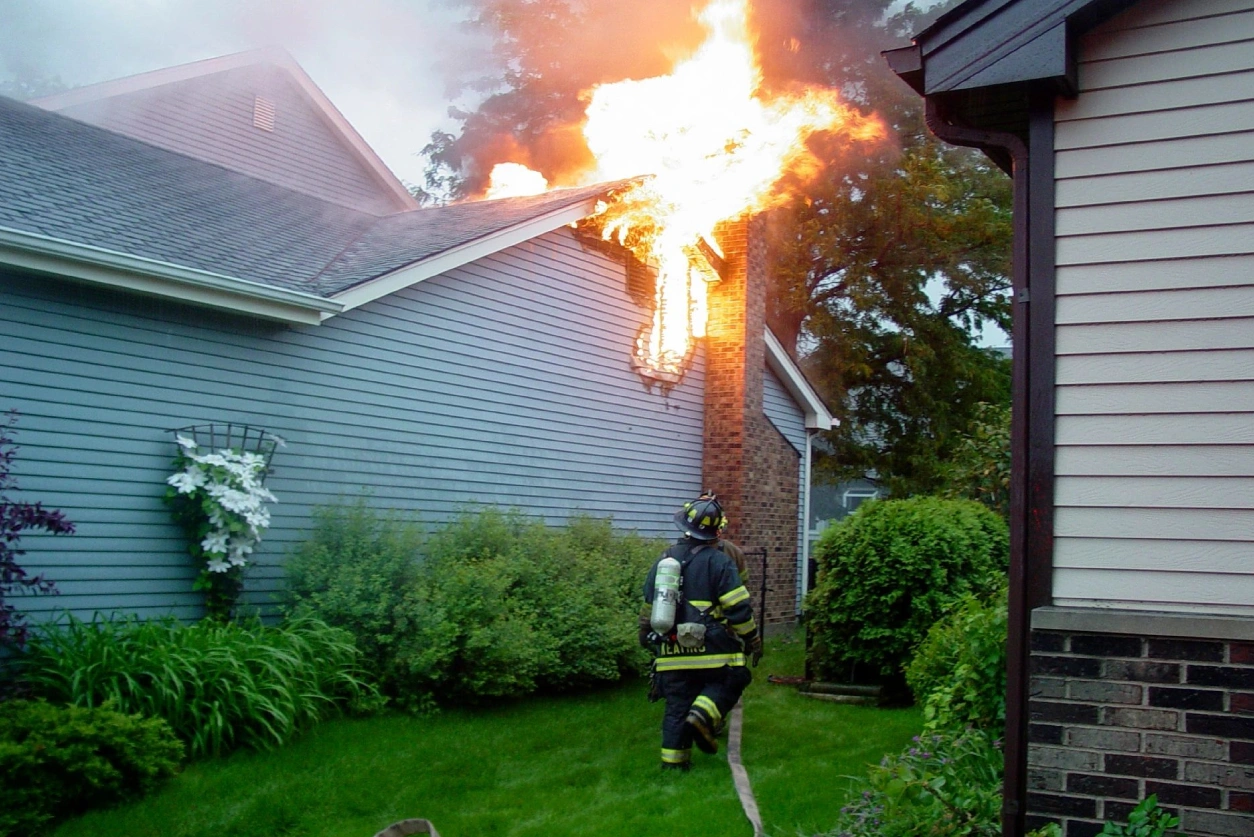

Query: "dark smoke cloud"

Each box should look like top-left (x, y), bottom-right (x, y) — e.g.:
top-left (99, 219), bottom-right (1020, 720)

top-left (0, 0), bottom-right (488, 185)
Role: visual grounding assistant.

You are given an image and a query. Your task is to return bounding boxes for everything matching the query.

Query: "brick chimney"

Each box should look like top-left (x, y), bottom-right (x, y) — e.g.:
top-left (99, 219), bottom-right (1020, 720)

top-left (703, 215), bottom-right (802, 627)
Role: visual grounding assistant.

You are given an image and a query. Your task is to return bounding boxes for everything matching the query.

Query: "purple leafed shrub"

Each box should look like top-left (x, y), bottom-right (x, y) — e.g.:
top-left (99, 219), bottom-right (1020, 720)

top-left (1, 411), bottom-right (74, 649)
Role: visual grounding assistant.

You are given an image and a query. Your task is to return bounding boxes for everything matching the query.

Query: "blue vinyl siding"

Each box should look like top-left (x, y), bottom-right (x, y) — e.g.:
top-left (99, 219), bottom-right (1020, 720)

top-left (763, 365), bottom-right (805, 453)
top-left (0, 227), bottom-right (703, 622)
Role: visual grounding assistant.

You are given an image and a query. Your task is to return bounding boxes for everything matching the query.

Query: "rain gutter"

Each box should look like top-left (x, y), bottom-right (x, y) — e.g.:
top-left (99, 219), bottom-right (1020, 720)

top-left (0, 226), bottom-right (342, 325)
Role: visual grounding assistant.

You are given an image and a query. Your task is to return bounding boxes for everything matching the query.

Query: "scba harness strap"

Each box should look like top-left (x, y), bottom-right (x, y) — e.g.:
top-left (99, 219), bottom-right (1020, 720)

top-left (666, 542), bottom-right (716, 645)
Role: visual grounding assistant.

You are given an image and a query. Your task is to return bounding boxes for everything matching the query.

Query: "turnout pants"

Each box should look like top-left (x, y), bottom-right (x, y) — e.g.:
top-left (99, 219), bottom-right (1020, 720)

top-left (658, 665), bottom-right (753, 765)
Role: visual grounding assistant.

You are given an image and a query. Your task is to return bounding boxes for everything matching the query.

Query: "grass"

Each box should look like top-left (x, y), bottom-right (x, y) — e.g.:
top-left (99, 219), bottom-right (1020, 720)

top-left (49, 632), bottom-right (920, 837)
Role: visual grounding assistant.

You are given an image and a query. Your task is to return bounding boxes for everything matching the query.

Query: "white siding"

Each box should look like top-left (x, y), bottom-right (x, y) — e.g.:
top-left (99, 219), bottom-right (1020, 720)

top-left (1052, 0), bottom-right (1254, 615)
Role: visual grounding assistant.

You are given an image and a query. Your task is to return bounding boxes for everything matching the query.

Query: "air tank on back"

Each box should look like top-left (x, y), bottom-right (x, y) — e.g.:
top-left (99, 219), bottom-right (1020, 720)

top-left (650, 555), bottom-right (681, 634)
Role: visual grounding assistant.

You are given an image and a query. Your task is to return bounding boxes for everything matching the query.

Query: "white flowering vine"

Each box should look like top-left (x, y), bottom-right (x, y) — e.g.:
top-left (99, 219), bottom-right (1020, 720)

top-left (164, 434), bottom-right (279, 619)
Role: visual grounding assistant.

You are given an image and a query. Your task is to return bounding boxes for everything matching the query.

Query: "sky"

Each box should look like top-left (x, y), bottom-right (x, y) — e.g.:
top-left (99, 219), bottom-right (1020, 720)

top-left (0, 0), bottom-right (487, 187)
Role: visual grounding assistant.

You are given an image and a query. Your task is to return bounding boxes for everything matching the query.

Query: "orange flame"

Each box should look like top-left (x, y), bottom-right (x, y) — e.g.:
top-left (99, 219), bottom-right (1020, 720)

top-left (489, 0), bottom-right (883, 377)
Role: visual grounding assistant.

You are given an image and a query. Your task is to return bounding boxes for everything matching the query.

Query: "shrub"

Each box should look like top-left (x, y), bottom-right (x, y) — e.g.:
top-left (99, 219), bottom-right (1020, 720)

top-left (819, 727), bottom-right (1004, 837)
top-left (392, 509), bottom-right (658, 704)
top-left (1, 410), bottom-right (74, 652)
top-left (804, 496), bottom-right (1008, 682)
top-left (283, 502), bottom-right (661, 707)
top-left (0, 698), bottom-right (183, 836)
top-left (282, 498), bottom-right (423, 679)
top-left (19, 613), bottom-right (380, 758)
top-left (906, 584), bottom-right (1008, 734)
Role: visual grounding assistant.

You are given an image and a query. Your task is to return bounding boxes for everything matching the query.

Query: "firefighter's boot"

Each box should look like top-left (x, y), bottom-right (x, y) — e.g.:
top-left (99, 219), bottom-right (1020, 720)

top-left (685, 707), bottom-right (718, 755)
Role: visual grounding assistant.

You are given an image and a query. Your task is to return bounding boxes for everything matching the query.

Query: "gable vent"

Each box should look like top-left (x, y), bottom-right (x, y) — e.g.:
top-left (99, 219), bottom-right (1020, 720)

top-left (252, 96), bottom-right (276, 132)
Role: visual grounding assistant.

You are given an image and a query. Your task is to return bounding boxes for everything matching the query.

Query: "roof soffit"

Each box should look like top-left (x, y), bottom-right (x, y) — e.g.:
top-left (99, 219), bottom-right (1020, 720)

top-left (0, 225), bottom-right (342, 325)
top-left (891, 0), bottom-right (1139, 128)
top-left (764, 329), bottom-right (834, 431)
top-left (918, 0), bottom-right (1081, 96)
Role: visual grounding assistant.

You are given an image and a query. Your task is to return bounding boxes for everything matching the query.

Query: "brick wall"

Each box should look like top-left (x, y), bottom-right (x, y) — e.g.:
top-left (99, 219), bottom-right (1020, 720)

top-left (745, 414), bottom-right (801, 626)
top-left (1027, 628), bottom-right (1254, 837)
top-left (702, 215), bottom-right (802, 626)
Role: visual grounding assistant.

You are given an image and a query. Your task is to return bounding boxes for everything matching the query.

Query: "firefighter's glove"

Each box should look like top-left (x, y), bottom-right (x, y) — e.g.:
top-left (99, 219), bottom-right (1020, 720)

top-left (747, 634), bottom-right (764, 667)
top-left (637, 613), bottom-right (653, 651)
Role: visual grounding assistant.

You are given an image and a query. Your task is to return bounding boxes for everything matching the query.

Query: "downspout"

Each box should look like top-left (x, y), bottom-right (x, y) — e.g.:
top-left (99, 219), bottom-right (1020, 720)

top-left (800, 428), bottom-right (815, 607)
top-left (924, 98), bottom-right (1032, 837)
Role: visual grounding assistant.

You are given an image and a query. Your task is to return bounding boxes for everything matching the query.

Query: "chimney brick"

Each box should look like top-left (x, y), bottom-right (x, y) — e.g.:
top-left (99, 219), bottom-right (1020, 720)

top-left (702, 215), bottom-right (801, 626)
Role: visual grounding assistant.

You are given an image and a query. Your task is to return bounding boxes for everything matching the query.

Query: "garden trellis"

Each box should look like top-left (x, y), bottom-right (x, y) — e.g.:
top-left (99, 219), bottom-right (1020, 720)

top-left (168, 423), bottom-right (284, 480)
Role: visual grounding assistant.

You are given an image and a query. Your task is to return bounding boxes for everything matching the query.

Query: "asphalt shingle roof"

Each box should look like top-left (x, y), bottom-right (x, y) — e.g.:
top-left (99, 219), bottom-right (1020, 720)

top-left (314, 182), bottom-right (629, 294)
top-left (0, 96), bottom-right (624, 299)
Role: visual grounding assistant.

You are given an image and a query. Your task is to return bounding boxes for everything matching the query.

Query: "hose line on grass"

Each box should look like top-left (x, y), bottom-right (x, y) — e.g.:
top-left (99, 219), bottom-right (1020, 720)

top-left (373, 818), bottom-right (441, 837)
top-left (727, 702), bottom-right (763, 837)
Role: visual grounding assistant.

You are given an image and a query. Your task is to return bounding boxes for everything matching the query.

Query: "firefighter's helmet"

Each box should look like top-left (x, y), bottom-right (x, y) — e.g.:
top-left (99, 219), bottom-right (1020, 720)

top-left (674, 495), bottom-right (726, 541)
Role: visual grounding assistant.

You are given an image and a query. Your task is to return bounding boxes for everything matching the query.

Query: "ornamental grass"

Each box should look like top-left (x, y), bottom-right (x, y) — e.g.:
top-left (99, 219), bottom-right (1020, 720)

top-left (19, 613), bottom-right (380, 759)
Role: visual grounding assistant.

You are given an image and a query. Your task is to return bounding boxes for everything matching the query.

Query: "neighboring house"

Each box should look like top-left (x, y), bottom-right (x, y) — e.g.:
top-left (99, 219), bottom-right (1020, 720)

top-left (888, 1), bottom-right (1254, 835)
top-left (0, 49), bottom-right (830, 628)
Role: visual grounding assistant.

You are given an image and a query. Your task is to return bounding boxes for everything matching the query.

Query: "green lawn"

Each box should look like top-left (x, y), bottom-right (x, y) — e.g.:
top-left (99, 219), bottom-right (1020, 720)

top-left (50, 633), bottom-right (919, 837)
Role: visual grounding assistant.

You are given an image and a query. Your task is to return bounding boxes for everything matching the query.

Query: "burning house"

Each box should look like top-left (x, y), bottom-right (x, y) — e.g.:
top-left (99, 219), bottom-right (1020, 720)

top-left (0, 1), bottom-right (854, 627)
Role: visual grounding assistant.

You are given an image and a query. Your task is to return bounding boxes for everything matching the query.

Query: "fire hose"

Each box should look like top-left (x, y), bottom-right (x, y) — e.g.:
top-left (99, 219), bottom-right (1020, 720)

top-left (727, 701), bottom-right (764, 837)
top-left (372, 818), bottom-right (440, 837)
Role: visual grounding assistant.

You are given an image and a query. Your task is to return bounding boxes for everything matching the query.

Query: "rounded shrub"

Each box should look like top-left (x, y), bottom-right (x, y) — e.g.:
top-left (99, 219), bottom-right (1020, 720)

top-left (804, 496), bottom-right (1008, 682)
top-left (906, 583), bottom-right (1008, 733)
top-left (0, 699), bottom-right (183, 836)
top-left (390, 509), bottom-right (658, 705)
top-left (283, 502), bottom-right (661, 709)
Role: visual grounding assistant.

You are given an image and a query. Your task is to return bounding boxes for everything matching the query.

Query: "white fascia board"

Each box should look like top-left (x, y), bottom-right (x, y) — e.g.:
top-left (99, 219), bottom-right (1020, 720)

top-left (332, 198), bottom-right (600, 312)
top-left (0, 226), bottom-right (341, 326)
top-left (765, 328), bottom-right (834, 430)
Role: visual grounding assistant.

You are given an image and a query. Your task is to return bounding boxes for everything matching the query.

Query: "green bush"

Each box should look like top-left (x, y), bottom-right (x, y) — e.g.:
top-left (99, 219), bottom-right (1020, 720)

top-left (0, 698), bottom-right (183, 836)
top-left (282, 498), bottom-right (423, 678)
top-left (19, 614), bottom-right (380, 758)
top-left (283, 503), bottom-right (662, 707)
top-left (906, 584), bottom-right (1007, 734)
top-left (804, 496), bottom-right (1008, 682)
top-left (393, 510), bottom-right (658, 704)
top-left (819, 727), bottom-right (1003, 837)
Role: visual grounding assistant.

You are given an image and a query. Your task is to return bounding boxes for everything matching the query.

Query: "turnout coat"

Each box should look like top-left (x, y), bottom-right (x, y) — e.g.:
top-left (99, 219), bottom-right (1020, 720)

top-left (642, 539), bottom-right (758, 672)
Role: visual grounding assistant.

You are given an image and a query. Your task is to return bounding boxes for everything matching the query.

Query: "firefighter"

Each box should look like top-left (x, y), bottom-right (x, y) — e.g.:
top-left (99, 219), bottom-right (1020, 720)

top-left (641, 494), bottom-right (764, 771)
